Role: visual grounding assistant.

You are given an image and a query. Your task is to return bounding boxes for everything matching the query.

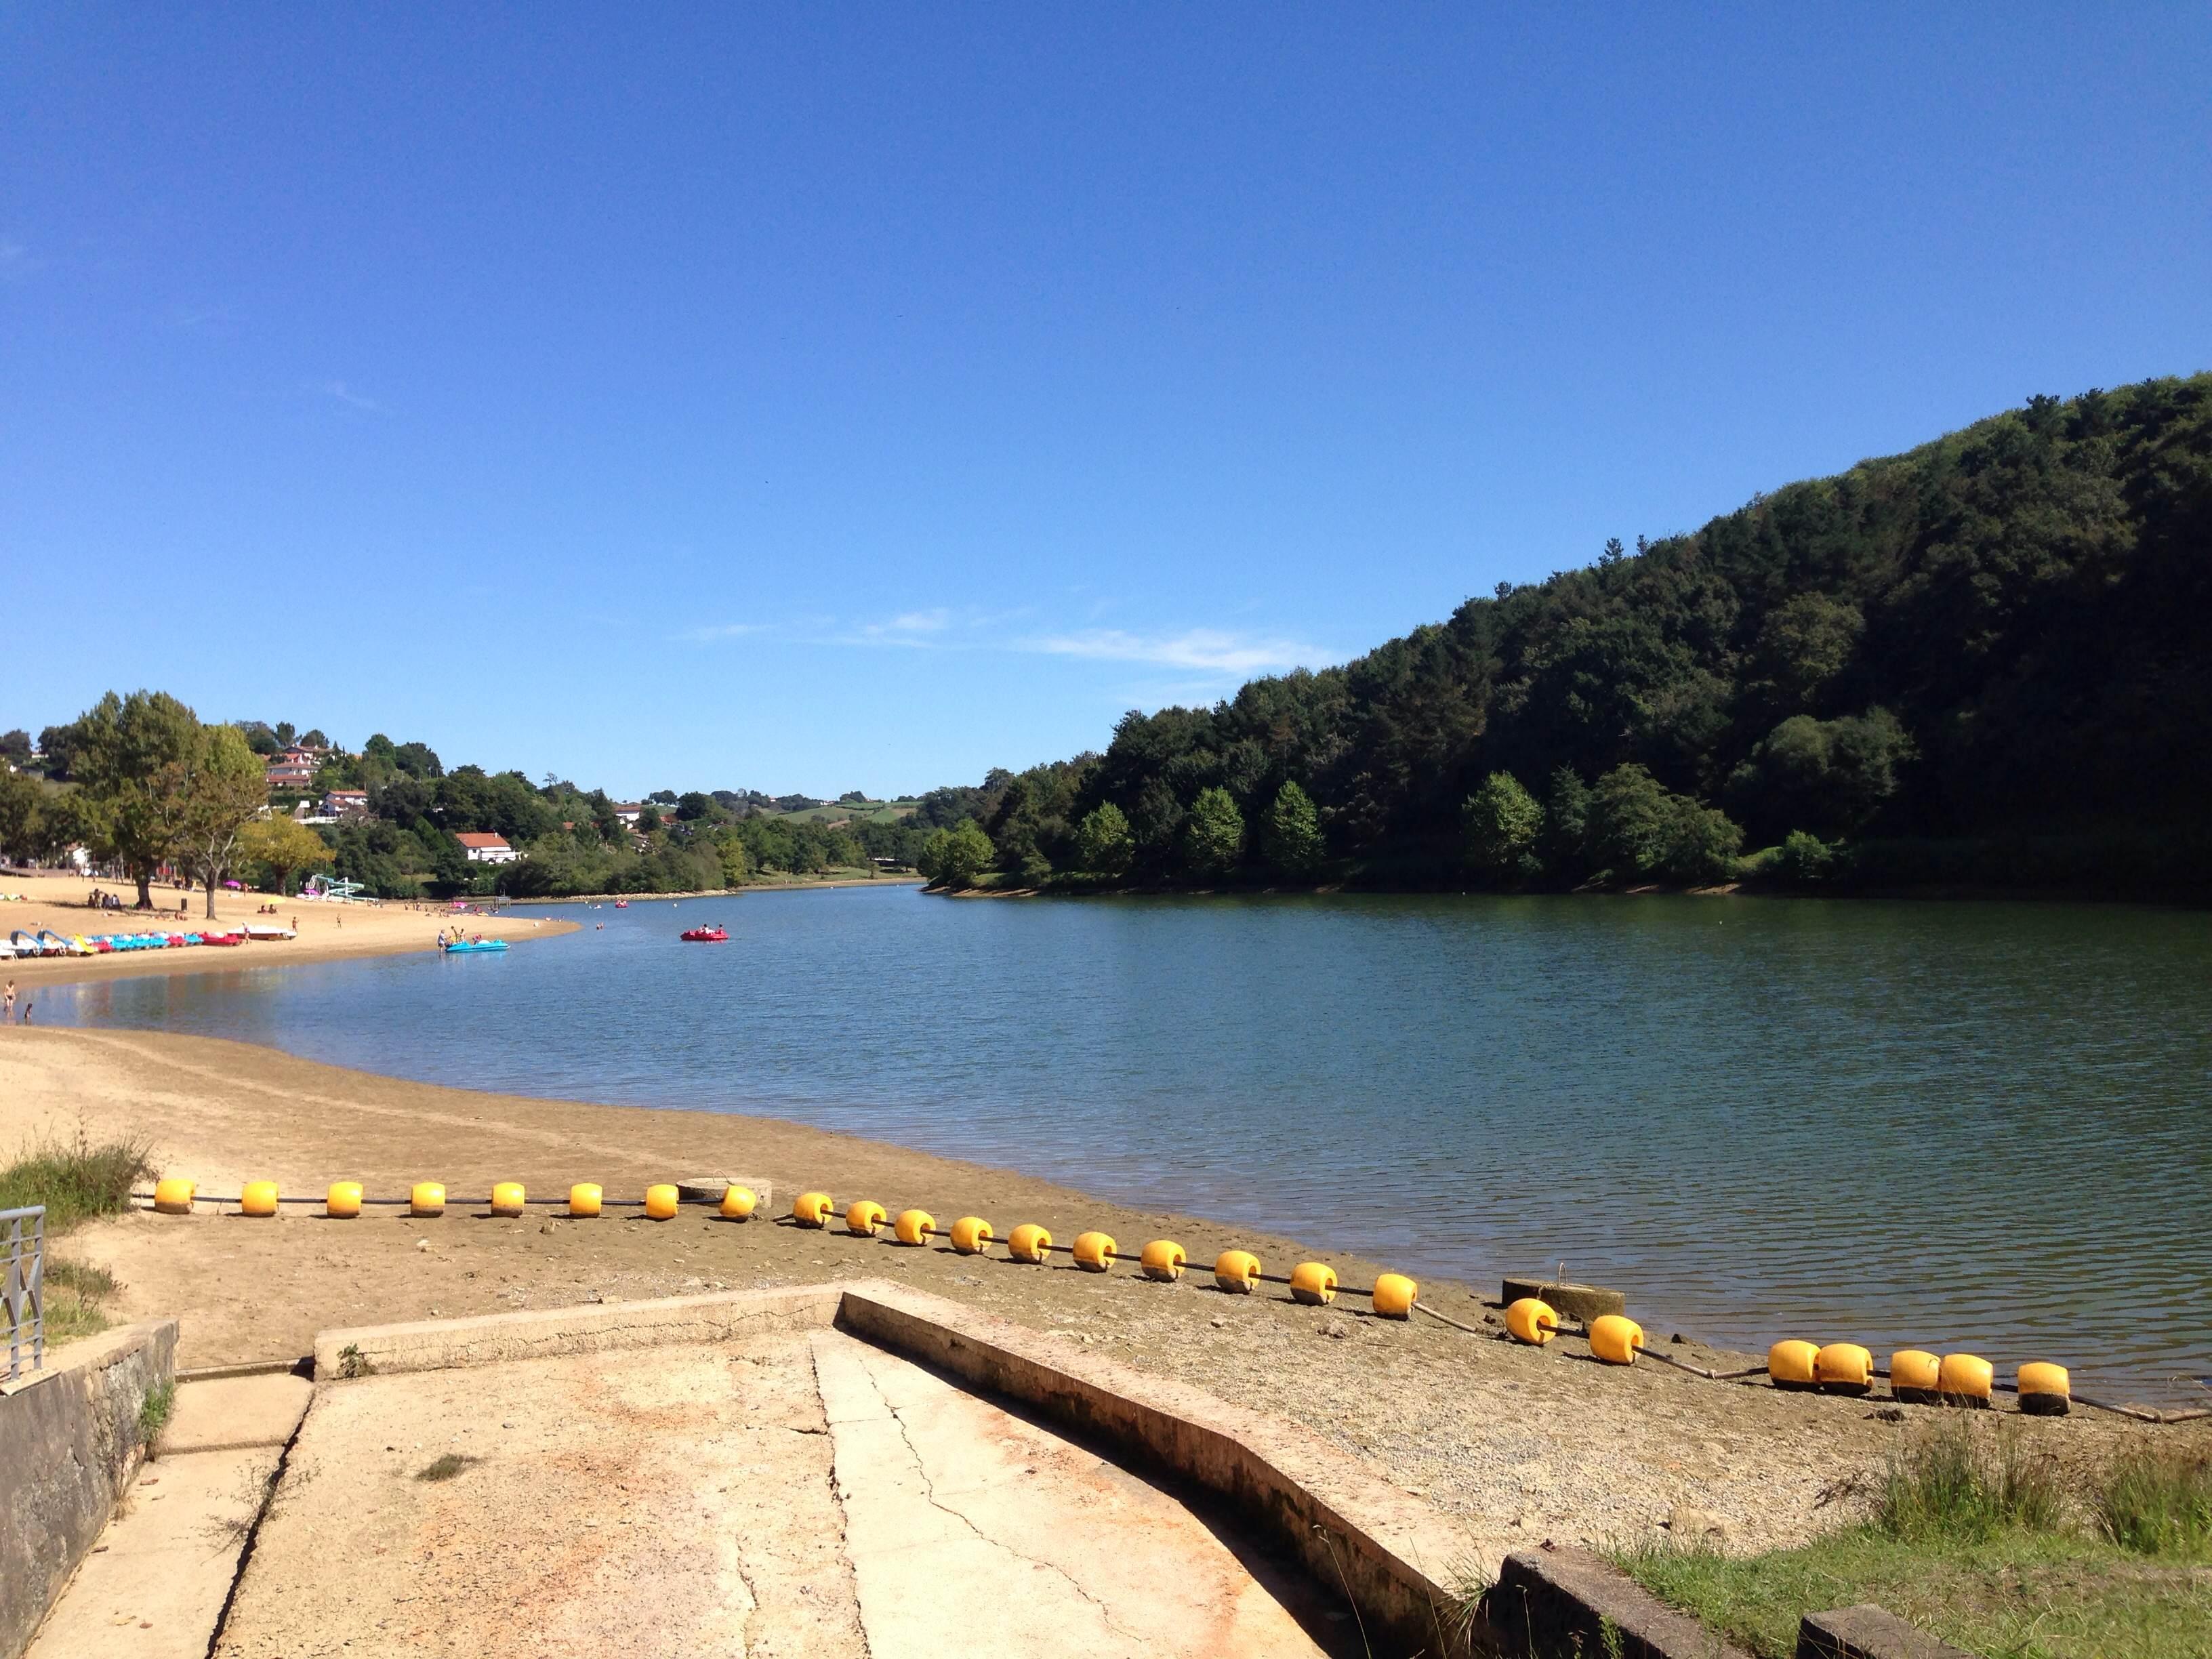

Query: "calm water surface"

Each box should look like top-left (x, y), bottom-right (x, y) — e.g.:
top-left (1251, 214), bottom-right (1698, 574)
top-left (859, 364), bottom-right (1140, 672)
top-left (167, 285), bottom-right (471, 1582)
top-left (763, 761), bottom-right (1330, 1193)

top-left (48, 887), bottom-right (2212, 1399)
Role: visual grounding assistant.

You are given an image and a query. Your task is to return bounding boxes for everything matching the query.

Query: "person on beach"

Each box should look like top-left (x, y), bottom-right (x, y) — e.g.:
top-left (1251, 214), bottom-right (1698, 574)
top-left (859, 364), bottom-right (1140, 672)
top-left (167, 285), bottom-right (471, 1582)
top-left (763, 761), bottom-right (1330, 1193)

top-left (3, 981), bottom-right (14, 1019)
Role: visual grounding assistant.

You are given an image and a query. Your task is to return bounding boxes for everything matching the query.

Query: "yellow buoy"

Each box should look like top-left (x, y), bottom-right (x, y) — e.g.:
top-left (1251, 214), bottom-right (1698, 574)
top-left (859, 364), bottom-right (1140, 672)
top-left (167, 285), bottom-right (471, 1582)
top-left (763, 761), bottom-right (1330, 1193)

top-left (1073, 1231), bottom-right (1118, 1272)
top-left (1505, 1297), bottom-right (1558, 1346)
top-left (1767, 1340), bottom-right (1820, 1389)
top-left (1371, 1273), bottom-right (1418, 1319)
top-left (644, 1183), bottom-right (680, 1221)
top-left (1938, 1352), bottom-right (1994, 1408)
top-left (2017, 1361), bottom-right (2070, 1416)
top-left (1139, 1240), bottom-right (1187, 1282)
top-left (152, 1176), bottom-right (197, 1216)
top-left (1008, 1223), bottom-right (1052, 1263)
top-left (411, 1182), bottom-right (446, 1217)
top-left (491, 1181), bottom-right (527, 1217)
top-left (720, 1185), bottom-right (757, 1221)
top-left (569, 1183), bottom-right (603, 1218)
top-left (792, 1191), bottom-right (835, 1228)
top-left (1290, 1261), bottom-right (1338, 1306)
top-left (1888, 1349), bottom-right (1942, 1404)
top-left (894, 1208), bottom-right (935, 1246)
top-left (1590, 1314), bottom-right (1645, 1366)
top-left (1761, 1336), bottom-right (1814, 1389)
top-left (325, 1181), bottom-right (363, 1219)
top-left (1815, 1342), bottom-right (1874, 1395)
top-left (1214, 1250), bottom-right (1261, 1294)
top-left (846, 1200), bottom-right (886, 1237)
top-left (950, 1216), bottom-right (994, 1254)
top-left (240, 1180), bottom-right (279, 1218)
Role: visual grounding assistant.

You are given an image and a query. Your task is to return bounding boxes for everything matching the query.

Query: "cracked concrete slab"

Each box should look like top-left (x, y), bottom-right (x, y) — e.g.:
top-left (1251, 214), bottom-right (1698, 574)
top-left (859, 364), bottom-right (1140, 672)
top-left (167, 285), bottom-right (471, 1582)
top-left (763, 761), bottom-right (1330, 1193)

top-left (811, 1328), bottom-right (1332, 1658)
top-left (178, 1322), bottom-right (1342, 1656)
top-left (160, 1374), bottom-right (313, 1455)
top-left (213, 1334), bottom-right (863, 1658)
top-left (24, 1448), bottom-right (281, 1659)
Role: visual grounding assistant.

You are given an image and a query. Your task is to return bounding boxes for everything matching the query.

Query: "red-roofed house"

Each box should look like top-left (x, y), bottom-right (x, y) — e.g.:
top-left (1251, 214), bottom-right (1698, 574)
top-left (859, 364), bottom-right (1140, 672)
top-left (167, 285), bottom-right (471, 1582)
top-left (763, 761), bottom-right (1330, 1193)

top-left (455, 832), bottom-right (518, 865)
top-left (264, 746), bottom-right (319, 791)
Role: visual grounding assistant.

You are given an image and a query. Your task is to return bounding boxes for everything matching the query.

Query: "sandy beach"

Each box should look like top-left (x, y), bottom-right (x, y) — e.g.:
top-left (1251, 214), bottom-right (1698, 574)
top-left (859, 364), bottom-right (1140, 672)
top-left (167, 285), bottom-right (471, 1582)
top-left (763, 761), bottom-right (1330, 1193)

top-left (6, 1021), bottom-right (2195, 1574)
top-left (0, 868), bottom-right (573, 991)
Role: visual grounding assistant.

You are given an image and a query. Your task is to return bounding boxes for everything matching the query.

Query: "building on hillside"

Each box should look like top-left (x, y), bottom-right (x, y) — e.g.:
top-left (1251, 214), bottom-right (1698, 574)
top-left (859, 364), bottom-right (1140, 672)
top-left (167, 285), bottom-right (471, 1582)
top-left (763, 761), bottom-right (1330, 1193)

top-left (455, 832), bottom-right (518, 865)
top-left (264, 746), bottom-right (319, 791)
top-left (322, 789), bottom-right (370, 819)
top-left (611, 803), bottom-right (644, 826)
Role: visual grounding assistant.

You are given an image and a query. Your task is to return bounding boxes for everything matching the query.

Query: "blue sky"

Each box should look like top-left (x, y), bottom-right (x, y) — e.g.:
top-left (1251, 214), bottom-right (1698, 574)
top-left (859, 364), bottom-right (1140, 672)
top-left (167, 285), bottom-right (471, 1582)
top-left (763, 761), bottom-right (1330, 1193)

top-left (5, 7), bottom-right (2207, 798)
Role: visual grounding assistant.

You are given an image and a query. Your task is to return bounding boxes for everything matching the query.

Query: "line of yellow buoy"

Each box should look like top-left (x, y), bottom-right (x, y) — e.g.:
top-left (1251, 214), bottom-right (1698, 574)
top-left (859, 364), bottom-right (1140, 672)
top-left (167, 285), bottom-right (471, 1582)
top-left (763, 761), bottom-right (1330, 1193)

top-left (142, 1175), bottom-right (2203, 1422)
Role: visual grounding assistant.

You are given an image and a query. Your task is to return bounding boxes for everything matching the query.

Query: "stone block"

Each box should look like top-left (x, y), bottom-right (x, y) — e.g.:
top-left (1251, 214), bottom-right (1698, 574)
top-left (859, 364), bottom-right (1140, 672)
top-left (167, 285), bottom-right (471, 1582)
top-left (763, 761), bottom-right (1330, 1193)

top-left (1490, 1544), bottom-right (1755, 1659)
top-left (1500, 1275), bottom-right (1626, 1324)
top-left (1798, 1604), bottom-right (1978, 1659)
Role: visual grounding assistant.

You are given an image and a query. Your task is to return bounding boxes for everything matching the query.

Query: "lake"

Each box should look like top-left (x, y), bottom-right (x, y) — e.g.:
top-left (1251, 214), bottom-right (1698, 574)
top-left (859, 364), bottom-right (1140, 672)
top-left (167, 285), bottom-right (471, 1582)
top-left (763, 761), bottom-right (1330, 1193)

top-left (45, 885), bottom-right (2212, 1400)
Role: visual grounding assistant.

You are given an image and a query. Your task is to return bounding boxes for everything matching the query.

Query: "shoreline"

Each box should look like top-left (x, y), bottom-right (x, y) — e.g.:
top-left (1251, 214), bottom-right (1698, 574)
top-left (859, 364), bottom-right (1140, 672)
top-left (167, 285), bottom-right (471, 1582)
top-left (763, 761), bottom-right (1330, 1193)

top-left (522, 874), bottom-right (924, 905)
top-left (4, 1023), bottom-right (2192, 1571)
top-left (0, 869), bottom-right (577, 990)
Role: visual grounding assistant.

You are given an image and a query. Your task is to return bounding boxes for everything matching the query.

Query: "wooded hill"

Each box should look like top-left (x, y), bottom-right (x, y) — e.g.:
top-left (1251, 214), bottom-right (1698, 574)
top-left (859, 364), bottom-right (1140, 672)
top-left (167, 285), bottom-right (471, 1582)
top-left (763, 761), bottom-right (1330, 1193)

top-left (941, 375), bottom-right (2212, 893)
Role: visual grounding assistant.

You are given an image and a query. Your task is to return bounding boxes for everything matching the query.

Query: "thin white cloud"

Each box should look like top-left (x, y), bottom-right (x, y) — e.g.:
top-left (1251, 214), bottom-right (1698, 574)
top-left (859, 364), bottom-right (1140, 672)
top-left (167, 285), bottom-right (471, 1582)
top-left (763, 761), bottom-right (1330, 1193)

top-left (678, 621), bottom-right (772, 642)
top-left (863, 608), bottom-right (953, 637)
top-left (313, 379), bottom-right (382, 412)
top-left (1020, 627), bottom-right (1330, 676)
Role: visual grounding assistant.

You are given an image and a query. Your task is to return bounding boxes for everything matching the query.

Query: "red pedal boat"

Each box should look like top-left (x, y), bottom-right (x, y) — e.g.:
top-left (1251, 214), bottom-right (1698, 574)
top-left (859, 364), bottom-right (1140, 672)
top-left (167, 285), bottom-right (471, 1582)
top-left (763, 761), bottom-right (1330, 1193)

top-left (680, 925), bottom-right (728, 943)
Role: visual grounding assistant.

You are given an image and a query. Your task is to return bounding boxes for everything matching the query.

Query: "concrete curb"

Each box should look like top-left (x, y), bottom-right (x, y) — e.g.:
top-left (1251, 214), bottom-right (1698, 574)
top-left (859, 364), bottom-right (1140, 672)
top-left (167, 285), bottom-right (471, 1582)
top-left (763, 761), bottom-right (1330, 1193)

top-left (311, 1284), bottom-right (840, 1378)
top-left (1491, 1545), bottom-right (1757, 1659)
top-left (1798, 1604), bottom-right (1979, 1658)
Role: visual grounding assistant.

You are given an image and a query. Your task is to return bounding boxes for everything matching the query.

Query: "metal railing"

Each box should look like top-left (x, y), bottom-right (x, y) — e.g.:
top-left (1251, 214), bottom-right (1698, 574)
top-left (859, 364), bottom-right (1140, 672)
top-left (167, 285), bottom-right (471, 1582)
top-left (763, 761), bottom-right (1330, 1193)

top-left (3, 1205), bottom-right (44, 1382)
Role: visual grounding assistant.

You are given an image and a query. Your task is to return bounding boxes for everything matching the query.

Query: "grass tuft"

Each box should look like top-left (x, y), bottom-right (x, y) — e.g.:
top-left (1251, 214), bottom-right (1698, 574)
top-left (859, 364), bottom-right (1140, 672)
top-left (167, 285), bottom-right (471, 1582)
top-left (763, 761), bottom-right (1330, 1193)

top-left (0, 1127), bottom-right (156, 1231)
top-left (39, 1258), bottom-right (120, 1342)
top-left (2095, 1448), bottom-right (2212, 1559)
top-left (137, 1380), bottom-right (176, 1448)
top-left (415, 1452), bottom-right (480, 1483)
top-left (1875, 1420), bottom-right (2066, 1541)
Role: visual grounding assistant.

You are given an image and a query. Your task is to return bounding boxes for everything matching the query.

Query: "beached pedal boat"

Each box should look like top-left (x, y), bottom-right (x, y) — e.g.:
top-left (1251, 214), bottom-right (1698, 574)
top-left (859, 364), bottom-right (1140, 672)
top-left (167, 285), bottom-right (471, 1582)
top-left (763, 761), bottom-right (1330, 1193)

top-left (439, 939), bottom-right (509, 954)
top-left (679, 925), bottom-right (728, 943)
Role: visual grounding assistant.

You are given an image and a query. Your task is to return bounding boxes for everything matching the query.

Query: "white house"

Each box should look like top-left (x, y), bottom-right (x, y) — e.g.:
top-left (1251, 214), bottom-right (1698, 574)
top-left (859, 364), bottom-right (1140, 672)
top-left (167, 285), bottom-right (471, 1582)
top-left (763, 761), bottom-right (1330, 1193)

top-left (455, 832), bottom-right (518, 865)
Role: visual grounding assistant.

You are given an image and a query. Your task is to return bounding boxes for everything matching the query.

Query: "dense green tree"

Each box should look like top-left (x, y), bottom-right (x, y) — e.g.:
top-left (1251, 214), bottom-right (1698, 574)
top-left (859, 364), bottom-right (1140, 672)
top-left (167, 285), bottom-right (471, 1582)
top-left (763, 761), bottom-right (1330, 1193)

top-left (0, 769), bottom-right (52, 862)
top-left (392, 741), bottom-right (442, 779)
top-left (1072, 802), bottom-right (1134, 875)
top-left (1728, 709), bottom-right (1915, 842)
top-left (920, 819), bottom-right (993, 887)
top-left (35, 721), bottom-right (89, 782)
top-left (676, 791), bottom-right (720, 822)
top-left (1261, 781), bottom-right (1326, 876)
top-left (75, 689), bottom-right (202, 906)
top-left (1461, 773), bottom-right (1544, 884)
top-left (174, 725), bottom-right (272, 916)
top-left (274, 721), bottom-right (296, 747)
top-left (1771, 830), bottom-right (1836, 885)
top-left (239, 815), bottom-right (334, 895)
top-left (1, 729), bottom-right (34, 767)
top-left (1183, 786), bottom-right (1245, 877)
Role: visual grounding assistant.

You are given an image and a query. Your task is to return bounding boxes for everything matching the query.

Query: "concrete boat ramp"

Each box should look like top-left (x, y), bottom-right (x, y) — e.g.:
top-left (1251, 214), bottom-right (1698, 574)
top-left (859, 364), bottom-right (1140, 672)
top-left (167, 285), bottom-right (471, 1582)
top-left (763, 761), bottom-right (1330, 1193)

top-left (30, 1283), bottom-right (1467, 1658)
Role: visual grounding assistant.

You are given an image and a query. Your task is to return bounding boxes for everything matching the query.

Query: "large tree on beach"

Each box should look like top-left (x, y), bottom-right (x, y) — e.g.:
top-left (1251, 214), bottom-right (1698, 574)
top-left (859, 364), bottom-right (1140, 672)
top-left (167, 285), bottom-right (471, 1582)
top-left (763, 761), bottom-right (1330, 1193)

top-left (239, 815), bottom-right (333, 897)
top-left (176, 725), bottom-right (272, 918)
top-left (75, 689), bottom-right (202, 905)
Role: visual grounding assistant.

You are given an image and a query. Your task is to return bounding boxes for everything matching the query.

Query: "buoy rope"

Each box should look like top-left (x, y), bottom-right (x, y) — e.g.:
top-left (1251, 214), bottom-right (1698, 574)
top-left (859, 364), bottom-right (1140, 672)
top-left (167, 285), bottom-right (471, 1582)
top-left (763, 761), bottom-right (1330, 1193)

top-left (128, 1189), bottom-right (2203, 1421)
